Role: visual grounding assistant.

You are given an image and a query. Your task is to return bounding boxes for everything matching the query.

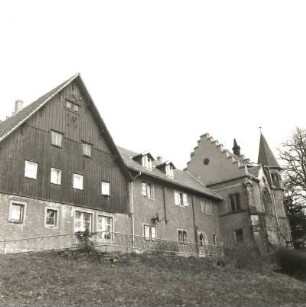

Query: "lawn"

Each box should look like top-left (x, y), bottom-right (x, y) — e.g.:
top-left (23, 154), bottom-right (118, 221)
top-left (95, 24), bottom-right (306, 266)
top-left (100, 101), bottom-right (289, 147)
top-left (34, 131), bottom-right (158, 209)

top-left (0, 250), bottom-right (305, 306)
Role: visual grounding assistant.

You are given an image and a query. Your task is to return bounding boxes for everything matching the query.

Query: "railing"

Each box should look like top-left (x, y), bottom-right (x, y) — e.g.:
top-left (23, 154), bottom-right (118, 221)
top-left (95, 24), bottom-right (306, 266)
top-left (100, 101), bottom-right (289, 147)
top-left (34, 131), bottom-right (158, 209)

top-left (0, 231), bottom-right (225, 257)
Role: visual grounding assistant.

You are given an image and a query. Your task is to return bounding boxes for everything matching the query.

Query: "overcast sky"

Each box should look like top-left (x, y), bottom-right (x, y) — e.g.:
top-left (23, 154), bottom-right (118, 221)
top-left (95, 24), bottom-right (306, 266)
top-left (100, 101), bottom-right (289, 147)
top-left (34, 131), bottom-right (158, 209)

top-left (0, 1), bottom-right (305, 169)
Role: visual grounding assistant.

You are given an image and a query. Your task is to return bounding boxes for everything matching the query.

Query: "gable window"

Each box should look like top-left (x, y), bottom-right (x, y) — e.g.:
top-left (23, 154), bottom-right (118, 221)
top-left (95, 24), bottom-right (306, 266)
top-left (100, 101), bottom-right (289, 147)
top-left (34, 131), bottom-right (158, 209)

top-left (174, 191), bottom-right (189, 207)
top-left (24, 161), bottom-right (38, 179)
top-left (73, 174), bottom-right (83, 190)
top-left (178, 229), bottom-right (187, 244)
top-left (101, 181), bottom-right (110, 196)
top-left (143, 224), bottom-right (156, 241)
top-left (234, 228), bottom-right (244, 243)
top-left (51, 131), bottom-right (63, 147)
top-left (50, 168), bottom-right (62, 185)
top-left (9, 202), bottom-right (25, 224)
top-left (45, 208), bottom-right (58, 227)
top-left (74, 211), bottom-right (92, 232)
top-left (200, 199), bottom-right (213, 215)
top-left (66, 100), bottom-right (79, 112)
top-left (229, 193), bottom-right (241, 212)
top-left (142, 155), bottom-right (153, 170)
top-left (97, 215), bottom-right (113, 240)
top-left (82, 143), bottom-right (92, 157)
top-left (141, 182), bottom-right (154, 199)
top-left (165, 164), bottom-right (174, 178)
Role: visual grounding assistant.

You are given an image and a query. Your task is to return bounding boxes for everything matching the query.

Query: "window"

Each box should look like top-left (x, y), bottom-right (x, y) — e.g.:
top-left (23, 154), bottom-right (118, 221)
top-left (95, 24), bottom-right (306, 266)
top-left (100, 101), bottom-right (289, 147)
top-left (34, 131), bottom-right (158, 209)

top-left (101, 181), bottom-right (110, 196)
top-left (141, 182), bottom-right (154, 199)
top-left (198, 231), bottom-right (208, 246)
top-left (262, 189), bottom-right (273, 214)
top-left (24, 161), bottom-right (38, 179)
top-left (74, 211), bottom-right (92, 232)
top-left (66, 100), bottom-right (79, 112)
top-left (45, 208), bottom-right (58, 227)
top-left (73, 174), bottom-right (83, 190)
top-left (165, 164), bottom-right (174, 178)
top-left (50, 168), bottom-right (62, 185)
top-left (143, 224), bottom-right (156, 241)
top-left (82, 143), bottom-right (92, 157)
top-left (174, 191), bottom-right (189, 207)
top-left (142, 155), bottom-right (153, 170)
top-left (200, 200), bottom-right (213, 215)
top-left (234, 228), bottom-right (244, 243)
top-left (178, 229), bottom-right (187, 243)
top-left (267, 229), bottom-right (278, 244)
top-left (212, 234), bottom-right (217, 245)
top-left (97, 215), bottom-right (113, 240)
top-left (229, 193), bottom-right (241, 212)
top-left (51, 131), bottom-right (63, 147)
top-left (9, 202), bottom-right (25, 224)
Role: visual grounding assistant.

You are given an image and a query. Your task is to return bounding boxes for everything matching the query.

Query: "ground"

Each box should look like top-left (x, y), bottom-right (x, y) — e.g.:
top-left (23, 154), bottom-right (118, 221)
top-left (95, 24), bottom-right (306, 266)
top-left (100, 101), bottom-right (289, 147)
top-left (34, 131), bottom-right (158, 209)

top-left (0, 251), bottom-right (305, 307)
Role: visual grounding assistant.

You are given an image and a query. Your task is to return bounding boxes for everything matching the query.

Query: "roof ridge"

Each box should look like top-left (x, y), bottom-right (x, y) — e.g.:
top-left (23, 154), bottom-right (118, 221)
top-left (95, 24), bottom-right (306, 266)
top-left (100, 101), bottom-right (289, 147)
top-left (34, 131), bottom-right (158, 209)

top-left (0, 73), bottom-right (79, 143)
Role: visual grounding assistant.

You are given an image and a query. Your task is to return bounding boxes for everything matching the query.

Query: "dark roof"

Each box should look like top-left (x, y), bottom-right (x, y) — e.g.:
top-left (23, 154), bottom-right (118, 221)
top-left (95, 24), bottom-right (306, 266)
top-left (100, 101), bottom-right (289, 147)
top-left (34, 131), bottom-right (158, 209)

top-left (0, 74), bottom-right (132, 181)
top-left (258, 133), bottom-right (280, 168)
top-left (0, 74), bottom-right (78, 142)
top-left (247, 165), bottom-right (261, 177)
top-left (117, 146), bottom-right (222, 200)
top-left (155, 161), bottom-right (176, 169)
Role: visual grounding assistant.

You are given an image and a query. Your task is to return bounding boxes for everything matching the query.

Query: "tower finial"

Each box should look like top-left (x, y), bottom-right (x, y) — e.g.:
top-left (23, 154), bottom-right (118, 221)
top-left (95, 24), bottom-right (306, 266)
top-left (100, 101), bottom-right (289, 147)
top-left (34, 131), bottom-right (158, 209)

top-left (232, 138), bottom-right (241, 156)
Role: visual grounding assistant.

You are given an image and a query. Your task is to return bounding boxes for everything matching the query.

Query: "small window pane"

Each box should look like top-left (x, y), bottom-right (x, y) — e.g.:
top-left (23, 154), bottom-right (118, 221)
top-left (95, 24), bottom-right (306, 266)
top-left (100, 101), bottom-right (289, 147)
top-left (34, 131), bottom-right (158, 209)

top-left (9, 203), bottom-right (24, 223)
top-left (50, 168), bottom-right (62, 185)
top-left (46, 209), bottom-right (58, 226)
top-left (51, 131), bottom-right (62, 147)
top-left (73, 174), bottom-right (83, 190)
top-left (82, 143), bottom-right (92, 157)
top-left (24, 161), bottom-right (38, 179)
top-left (101, 181), bottom-right (110, 196)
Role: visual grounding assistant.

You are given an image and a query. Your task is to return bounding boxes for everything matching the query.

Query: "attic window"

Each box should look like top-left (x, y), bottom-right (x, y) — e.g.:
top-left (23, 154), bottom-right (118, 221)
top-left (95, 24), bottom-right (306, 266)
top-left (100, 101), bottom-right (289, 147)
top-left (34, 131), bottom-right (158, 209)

top-left (142, 155), bottom-right (153, 170)
top-left (65, 99), bottom-right (79, 112)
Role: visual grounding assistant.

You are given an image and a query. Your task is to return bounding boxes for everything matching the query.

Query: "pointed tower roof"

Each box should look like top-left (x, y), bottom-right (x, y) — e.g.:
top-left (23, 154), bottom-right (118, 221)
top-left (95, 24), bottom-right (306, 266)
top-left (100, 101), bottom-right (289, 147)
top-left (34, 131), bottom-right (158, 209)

top-left (258, 133), bottom-right (280, 168)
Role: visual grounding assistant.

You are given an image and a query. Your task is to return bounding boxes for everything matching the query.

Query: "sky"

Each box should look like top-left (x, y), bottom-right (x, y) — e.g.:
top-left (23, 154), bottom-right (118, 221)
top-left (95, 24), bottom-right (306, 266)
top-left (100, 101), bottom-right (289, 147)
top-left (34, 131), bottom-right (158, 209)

top-left (0, 0), bottom-right (305, 169)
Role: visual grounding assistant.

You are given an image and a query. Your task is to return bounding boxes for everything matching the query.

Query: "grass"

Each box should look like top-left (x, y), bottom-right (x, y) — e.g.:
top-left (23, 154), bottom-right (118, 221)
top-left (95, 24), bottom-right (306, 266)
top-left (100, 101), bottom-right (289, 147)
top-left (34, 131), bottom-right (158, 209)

top-left (0, 250), bottom-right (305, 306)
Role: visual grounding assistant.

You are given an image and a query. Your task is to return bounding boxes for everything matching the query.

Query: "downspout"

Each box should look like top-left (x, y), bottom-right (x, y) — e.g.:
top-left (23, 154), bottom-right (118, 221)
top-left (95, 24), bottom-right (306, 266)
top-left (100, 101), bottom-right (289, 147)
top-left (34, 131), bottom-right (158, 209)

top-left (162, 186), bottom-right (168, 224)
top-left (129, 171), bottom-right (142, 252)
top-left (191, 195), bottom-right (199, 256)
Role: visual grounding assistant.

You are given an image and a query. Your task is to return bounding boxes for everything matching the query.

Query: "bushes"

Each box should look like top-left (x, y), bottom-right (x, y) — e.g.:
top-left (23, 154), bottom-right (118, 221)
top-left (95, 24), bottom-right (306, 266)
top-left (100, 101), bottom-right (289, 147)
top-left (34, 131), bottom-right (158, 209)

top-left (275, 247), bottom-right (306, 278)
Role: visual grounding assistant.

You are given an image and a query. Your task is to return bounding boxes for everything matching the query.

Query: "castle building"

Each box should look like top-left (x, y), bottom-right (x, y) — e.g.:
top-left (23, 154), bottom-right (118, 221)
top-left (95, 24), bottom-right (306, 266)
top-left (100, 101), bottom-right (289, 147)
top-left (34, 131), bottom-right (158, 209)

top-left (0, 74), bottom-right (291, 254)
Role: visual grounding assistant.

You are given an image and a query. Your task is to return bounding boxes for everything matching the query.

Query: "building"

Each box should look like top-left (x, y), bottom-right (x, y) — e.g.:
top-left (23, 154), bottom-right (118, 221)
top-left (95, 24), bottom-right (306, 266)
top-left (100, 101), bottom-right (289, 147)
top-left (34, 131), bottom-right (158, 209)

top-left (186, 133), bottom-right (291, 253)
top-left (0, 74), bottom-right (291, 254)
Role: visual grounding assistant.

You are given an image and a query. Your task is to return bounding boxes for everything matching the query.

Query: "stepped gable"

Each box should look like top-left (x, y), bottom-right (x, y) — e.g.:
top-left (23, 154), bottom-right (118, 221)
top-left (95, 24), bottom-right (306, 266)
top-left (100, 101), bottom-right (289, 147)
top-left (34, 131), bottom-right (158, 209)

top-left (186, 133), bottom-right (251, 169)
top-left (117, 146), bottom-right (222, 200)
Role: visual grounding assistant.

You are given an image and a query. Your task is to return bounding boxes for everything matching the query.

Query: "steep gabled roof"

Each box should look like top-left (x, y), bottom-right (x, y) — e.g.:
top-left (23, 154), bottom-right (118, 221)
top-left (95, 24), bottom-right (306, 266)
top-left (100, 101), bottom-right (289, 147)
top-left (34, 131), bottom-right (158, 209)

top-left (0, 74), bottom-right (78, 142)
top-left (0, 74), bottom-right (132, 180)
top-left (118, 146), bottom-right (222, 200)
top-left (258, 133), bottom-right (280, 168)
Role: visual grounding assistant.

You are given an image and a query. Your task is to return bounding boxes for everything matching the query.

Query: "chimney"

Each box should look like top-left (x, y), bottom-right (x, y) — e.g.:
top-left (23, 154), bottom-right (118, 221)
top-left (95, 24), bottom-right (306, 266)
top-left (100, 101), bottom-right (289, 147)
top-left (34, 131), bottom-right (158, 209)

top-left (157, 156), bottom-right (163, 163)
top-left (14, 100), bottom-right (24, 114)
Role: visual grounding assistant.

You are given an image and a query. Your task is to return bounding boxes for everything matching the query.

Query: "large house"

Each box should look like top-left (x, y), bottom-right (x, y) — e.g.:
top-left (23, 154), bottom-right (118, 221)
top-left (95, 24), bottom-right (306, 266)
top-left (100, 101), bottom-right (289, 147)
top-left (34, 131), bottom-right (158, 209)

top-left (0, 74), bottom-right (291, 254)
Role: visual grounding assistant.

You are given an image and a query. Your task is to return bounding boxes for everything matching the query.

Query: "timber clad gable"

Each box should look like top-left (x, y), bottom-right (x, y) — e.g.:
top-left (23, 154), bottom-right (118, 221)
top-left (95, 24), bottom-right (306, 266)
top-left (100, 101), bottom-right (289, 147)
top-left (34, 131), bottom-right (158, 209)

top-left (0, 76), bottom-right (130, 214)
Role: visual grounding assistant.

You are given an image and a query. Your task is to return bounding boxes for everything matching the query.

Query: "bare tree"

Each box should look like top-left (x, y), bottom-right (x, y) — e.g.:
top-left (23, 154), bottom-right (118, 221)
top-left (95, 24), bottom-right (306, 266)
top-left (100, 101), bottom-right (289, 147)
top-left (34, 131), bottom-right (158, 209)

top-left (279, 127), bottom-right (306, 247)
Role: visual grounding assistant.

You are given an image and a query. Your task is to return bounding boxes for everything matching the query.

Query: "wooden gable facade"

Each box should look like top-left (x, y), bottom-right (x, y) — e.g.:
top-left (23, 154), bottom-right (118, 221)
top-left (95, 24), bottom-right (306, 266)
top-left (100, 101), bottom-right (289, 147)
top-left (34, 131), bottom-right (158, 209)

top-left (0, 76), bottom-right (130, 214)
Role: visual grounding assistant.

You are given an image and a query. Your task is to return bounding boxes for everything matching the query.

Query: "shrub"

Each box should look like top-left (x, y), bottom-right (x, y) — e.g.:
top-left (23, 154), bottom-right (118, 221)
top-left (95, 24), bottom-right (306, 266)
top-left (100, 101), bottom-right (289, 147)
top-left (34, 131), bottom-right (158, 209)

top-left (275, 247), bottom-right (306, 278)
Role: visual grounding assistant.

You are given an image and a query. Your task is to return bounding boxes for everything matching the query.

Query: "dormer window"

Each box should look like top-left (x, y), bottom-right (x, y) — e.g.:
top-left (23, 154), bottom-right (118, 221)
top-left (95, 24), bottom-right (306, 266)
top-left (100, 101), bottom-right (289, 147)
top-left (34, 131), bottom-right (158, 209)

top-left (142, 155), bottom-right (153, 170)
top-left (156, 161), bottom-right (176, 178)
top-left (165, 164), bottom-right (174, 178)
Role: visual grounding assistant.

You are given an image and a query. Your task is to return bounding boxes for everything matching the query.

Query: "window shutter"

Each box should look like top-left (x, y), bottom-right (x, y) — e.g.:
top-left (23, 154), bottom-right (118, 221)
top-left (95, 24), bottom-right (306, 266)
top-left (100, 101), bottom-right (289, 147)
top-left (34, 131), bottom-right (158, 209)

top-left (174, 191), bottom-right (180, 205)
top-left (141, 183), bottom-right (147, 196)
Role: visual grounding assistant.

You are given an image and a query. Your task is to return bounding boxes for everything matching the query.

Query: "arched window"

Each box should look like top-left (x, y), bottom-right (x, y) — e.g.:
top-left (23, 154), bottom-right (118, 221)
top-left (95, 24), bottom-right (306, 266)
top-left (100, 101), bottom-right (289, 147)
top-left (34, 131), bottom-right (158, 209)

top-left (262, 188), bottom-right (273, 214)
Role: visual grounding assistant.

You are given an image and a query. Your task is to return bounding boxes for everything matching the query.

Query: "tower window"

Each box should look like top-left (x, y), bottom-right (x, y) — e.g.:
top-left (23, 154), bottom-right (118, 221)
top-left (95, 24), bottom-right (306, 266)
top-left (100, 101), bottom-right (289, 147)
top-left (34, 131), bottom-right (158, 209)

top-left (229, 193), bottom-right (241, 212)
